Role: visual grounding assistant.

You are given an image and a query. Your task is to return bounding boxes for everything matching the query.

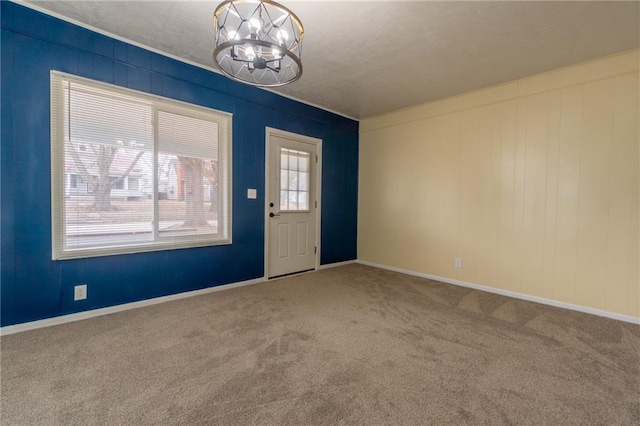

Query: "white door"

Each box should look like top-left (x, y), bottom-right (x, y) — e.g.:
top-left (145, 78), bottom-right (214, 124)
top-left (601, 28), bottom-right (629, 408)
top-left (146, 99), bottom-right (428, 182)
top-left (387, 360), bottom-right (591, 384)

top-left (266, 130), bottom-right (320, 278)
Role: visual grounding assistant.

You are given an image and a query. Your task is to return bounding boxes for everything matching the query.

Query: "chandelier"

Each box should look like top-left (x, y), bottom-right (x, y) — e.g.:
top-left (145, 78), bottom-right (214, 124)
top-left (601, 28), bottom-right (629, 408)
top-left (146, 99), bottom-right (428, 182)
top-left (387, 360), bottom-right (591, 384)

top-left (213, 0), bottom-right (304, 87)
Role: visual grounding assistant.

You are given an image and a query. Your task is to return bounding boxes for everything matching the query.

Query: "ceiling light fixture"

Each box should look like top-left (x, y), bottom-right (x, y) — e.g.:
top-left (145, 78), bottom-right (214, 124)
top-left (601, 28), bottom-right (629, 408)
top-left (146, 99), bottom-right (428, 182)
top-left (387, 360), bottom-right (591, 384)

top-left (213, 0), bottom-right (304, 87)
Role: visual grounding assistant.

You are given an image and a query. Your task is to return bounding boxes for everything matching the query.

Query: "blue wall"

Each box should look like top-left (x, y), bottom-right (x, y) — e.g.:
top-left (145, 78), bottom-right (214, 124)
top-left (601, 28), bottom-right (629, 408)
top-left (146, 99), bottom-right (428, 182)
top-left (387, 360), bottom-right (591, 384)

top-left (0, 2), bottom-right (358, 327)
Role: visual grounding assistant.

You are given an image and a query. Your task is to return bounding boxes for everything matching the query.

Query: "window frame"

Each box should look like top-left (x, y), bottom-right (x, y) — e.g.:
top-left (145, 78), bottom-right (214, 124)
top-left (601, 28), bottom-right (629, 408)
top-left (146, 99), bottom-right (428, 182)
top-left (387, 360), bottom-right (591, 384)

top-left (51, 71), bottom-right (233, 260)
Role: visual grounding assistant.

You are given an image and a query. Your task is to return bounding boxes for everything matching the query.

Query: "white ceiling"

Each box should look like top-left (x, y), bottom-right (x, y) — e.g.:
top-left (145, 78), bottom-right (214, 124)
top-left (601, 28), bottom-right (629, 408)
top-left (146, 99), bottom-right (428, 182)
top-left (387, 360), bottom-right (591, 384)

top-left (20, 1), bottom-right (640, 119)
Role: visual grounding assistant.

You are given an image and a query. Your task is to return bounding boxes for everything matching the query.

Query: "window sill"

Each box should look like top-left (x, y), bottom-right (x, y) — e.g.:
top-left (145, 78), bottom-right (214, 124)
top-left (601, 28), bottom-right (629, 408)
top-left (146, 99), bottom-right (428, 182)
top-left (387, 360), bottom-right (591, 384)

top-left (53, 237), bottom-right (232, 260)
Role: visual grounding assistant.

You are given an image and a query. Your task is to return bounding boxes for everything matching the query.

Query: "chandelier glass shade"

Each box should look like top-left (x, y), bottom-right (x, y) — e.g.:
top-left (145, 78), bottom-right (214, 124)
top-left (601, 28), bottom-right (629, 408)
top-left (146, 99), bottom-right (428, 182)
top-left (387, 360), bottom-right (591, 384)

top-left (213, 0), bottom-right (304, 87)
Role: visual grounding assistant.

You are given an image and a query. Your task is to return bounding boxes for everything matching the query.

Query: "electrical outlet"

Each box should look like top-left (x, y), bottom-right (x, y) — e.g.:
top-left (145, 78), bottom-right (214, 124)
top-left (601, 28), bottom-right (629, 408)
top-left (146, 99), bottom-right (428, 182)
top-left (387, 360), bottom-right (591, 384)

top-left (74, 284), bottom-right (87, 301)
top-left (454, 258), bottom-right (462, 269)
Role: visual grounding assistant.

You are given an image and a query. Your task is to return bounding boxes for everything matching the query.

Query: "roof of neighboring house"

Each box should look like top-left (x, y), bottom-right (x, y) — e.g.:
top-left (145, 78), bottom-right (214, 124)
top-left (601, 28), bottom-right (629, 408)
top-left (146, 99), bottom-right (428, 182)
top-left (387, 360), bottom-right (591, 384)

top-left (65, 143), bottom-right (146, 178)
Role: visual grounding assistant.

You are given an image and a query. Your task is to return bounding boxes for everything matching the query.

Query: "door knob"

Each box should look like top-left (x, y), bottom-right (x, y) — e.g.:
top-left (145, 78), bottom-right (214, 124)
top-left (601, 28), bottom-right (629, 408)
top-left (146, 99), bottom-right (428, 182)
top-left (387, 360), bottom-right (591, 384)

top-left (269, 212), bottom-right (280, 218)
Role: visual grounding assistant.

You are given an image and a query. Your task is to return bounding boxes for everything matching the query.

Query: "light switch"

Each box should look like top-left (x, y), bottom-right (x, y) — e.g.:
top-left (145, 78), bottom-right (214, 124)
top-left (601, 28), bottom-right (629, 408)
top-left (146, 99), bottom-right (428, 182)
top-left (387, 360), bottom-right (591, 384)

top-left (247, 188), bottom-right (257, 199)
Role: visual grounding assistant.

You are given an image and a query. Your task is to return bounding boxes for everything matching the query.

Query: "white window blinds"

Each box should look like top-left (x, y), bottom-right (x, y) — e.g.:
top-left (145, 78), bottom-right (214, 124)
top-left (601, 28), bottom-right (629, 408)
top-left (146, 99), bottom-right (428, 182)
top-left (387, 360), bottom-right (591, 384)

top-left (67, 83), bottom-right (154, 150)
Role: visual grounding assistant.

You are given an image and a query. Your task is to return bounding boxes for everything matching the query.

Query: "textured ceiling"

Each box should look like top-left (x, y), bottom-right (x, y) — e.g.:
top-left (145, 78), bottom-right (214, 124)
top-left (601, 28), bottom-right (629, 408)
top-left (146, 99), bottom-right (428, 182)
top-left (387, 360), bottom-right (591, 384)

top-left (19, 1), bottom-right (640, 119)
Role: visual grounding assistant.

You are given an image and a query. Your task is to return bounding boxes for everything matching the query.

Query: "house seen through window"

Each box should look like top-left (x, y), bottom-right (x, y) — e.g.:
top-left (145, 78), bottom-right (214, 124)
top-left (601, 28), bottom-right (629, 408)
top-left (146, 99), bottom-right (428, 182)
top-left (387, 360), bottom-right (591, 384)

top-left (51, 72), bottom-right (232, 259)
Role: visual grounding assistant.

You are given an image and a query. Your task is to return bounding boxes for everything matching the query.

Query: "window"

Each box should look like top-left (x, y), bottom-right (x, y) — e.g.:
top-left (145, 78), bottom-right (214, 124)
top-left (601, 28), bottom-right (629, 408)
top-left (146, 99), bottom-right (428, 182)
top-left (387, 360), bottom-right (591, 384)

top-left (128, 177), bottom-right (139, 191)
top-left (112, 177), bottom-right (125, 190)
top-left (279, 148), bottom-right (310, 211)
top-left (51, 72), bottom-right (232, 259)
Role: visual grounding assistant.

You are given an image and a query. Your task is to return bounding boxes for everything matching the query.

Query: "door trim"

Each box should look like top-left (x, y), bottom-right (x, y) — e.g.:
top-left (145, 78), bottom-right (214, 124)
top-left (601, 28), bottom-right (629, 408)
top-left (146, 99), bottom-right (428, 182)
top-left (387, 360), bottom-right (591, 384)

top-left (264, 127), bottom-right (322, 279)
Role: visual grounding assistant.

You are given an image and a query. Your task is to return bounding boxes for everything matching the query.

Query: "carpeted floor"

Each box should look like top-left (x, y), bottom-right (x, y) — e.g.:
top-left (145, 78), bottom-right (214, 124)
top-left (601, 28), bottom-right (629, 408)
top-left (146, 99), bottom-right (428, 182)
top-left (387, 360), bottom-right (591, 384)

top-left (1, 264), bottom-right (639, 425)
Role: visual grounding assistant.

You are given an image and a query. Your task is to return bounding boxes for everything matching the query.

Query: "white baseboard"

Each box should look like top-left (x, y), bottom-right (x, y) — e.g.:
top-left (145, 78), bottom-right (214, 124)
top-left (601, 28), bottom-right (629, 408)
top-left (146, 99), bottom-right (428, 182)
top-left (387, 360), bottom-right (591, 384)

top-left (318, 260), bottom-right (356, 270)
top-left (6, 259), bottom-right (636, 335)
top-left (356, 260), bottom-right (640, 325)
top-left (2, 261), bottom-right (357, 336)
top-left (0, 277), bottom-right (266, 336)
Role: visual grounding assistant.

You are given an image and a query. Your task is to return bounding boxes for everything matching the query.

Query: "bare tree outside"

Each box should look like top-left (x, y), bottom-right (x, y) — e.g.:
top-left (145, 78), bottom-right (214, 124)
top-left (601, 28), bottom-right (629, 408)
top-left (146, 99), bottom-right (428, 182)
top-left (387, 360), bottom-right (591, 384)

top-left (66, 141), bottom-right (218, 231)
top-left (205, 160), bottom-right (219, 214)
top-left (66, 141), bottom-right (145, 211)
top-left (178, 157), bottom-right (208, 227)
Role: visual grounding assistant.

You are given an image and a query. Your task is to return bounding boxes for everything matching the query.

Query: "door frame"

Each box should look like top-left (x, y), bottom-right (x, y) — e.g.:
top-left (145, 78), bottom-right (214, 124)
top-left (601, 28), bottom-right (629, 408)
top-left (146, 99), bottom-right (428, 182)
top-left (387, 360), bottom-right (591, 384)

top-left (264, 127), bottom-right (322, 279)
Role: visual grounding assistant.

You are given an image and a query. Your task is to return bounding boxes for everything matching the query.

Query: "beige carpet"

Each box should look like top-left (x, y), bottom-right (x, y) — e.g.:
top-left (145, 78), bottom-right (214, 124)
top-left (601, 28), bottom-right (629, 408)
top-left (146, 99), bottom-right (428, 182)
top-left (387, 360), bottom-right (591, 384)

top-left (1, 264), bottom-right (639, 425)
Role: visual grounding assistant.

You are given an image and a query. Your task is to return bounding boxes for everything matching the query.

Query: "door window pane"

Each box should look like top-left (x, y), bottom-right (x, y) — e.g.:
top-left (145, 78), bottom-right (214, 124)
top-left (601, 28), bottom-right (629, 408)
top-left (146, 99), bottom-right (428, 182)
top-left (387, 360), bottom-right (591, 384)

top-left (279, 147), bottom-right (310, 211)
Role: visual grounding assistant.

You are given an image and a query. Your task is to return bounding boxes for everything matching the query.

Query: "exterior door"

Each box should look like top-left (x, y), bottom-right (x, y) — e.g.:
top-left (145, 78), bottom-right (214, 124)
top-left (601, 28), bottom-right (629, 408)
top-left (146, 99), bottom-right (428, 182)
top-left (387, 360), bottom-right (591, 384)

top-left (266, 130), bottom-right (319, 278)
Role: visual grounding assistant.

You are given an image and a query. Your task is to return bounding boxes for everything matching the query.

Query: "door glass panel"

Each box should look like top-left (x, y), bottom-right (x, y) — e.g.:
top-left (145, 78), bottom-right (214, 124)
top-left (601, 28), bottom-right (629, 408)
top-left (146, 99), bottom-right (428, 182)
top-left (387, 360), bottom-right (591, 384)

top-left (288, 171), bottom-right (298, 190)
top-left (299, 172), bottom-right (308, 191)
top-left (279, 147), bottom-right (310, 211)
top-left (298, 192), bottom-right (308, 209)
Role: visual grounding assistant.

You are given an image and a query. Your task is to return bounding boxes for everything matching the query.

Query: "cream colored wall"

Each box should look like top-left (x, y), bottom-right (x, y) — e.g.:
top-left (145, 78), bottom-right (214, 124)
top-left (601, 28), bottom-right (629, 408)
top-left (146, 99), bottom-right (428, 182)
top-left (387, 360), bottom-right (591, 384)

top-left (359, 49), bottom-right (639, 318)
